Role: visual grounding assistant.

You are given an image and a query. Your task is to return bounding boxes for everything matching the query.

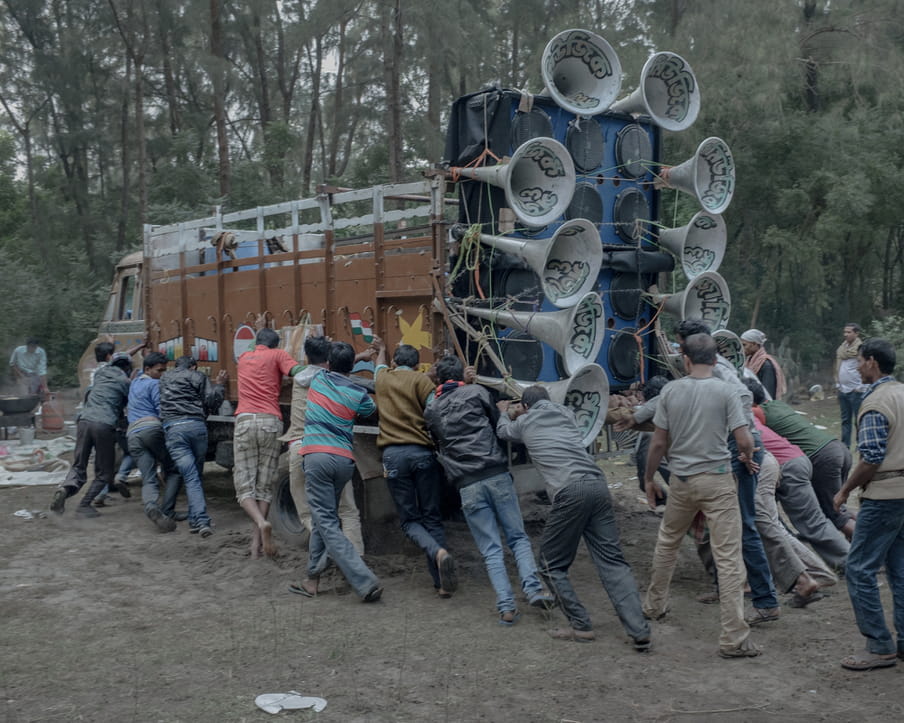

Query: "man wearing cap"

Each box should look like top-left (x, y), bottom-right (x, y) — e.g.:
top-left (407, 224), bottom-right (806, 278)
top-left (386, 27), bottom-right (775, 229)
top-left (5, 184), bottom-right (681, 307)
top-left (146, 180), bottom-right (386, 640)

top-left (741, 329), bottom-right (786, 401)
top-left (835, 323), bottom-right (867, 447)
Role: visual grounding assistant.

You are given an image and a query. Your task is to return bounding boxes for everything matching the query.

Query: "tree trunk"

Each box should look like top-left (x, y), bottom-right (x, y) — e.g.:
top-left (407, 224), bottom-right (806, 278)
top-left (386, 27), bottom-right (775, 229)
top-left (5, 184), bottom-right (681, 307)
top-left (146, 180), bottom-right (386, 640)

top-left (156, 0), bottom-right (180, 135)
top-left (117, 55), bottom-right (132, 252)
top-left (382, 0), bottom-right (403, 182)
top-left (210, 0), bottom-right (231, 197)
top-left (302, 35), bottom-right (323, 196)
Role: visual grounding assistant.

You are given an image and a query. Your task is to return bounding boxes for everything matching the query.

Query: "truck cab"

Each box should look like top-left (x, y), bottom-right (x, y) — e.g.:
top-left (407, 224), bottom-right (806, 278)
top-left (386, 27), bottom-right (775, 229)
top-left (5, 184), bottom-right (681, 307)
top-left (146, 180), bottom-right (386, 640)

top-left (76, 251), bottom-right (147, 394)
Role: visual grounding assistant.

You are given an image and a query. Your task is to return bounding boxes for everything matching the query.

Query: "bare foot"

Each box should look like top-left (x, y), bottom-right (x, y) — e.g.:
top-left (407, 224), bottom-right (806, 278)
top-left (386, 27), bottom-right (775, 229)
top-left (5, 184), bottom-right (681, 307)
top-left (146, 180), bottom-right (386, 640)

top-left (260, 520), bottom-right (276, 557)
top-left (794, 572), bottom-right (819, 599)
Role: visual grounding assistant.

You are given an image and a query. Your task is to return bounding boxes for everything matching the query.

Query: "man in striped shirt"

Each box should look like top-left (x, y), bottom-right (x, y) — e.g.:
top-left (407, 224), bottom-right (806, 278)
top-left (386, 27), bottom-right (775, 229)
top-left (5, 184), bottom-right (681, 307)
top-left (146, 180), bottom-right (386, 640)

top-left (290, 341), bottom-right (383, 602)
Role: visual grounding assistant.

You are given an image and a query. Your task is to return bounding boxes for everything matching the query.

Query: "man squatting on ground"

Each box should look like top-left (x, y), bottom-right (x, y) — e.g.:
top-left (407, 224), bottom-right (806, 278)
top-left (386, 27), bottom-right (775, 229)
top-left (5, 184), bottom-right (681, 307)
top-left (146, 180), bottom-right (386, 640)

top-left (290, 341), bottom-right (383, 602)
top-left (495, 385), bottom-right (650, 649)
top-left (127, 351), bottom-right (182, 532)
top-left (373, 338), bottom-right (457, 597)
top-left (233, 328), bottom-right (304, 558)
top-left (51, 346), bottom-right (132, 516)
top-left (643, 333), bottom-right (761, 658)
top-left (425, 355), bottom-right (554, 625)
top-left (159, 356), bottom-right (228, 538)
top-left (834, 337), bottom-right (904, 671)
top-left (279, 335), bottom-right (365, 555)
top-left (9, 336), bottom-right (47, 396)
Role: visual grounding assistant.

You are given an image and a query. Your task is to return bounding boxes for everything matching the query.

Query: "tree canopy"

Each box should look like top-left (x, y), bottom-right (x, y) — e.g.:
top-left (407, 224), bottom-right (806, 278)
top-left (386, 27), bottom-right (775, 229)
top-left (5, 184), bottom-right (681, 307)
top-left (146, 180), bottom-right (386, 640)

top-left (2, 0), bottom-right (903, 383)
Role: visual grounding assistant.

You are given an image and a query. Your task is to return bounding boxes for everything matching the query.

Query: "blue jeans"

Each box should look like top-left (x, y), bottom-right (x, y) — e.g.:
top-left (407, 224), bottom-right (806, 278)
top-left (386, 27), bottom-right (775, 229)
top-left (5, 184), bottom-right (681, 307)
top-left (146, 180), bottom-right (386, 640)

top-left (846, 498), bottom-right (904, 655)
top-left (459, 472), bottom-right (543, 613)
top-left (129, 424), bottom-right (181, 515)
top-left (383, 444), bottom-right (446, 588)
top-left (728, 433), bottom-right (779, 609)
top-left (838, 390), bottom-right (863, 448)
top-left (164, 419), bottom-right (211, 527)
top-left (304, 453), bottom-right (380, 598)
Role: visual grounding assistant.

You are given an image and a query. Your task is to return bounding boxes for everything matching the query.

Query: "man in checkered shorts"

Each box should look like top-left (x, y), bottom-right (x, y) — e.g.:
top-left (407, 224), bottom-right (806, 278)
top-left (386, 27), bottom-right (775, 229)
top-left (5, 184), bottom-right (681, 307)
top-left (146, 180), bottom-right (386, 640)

top-left (234, 328), bottom-right (303, 558)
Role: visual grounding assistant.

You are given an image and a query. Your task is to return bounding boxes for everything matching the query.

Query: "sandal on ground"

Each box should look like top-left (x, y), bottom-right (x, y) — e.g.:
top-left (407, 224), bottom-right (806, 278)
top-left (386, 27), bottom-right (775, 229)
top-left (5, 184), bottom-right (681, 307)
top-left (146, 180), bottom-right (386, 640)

top-left (436, 588), bottom-right (453, 599)
top-left (719, 640), bottom-right (761, 659)
top-left (633, 637), bottom-right (652, 652)
top-left (362, 585), bottom-right (384, 603)
top-left (547, 626), bottom-right (595, 642)
top-left (840, 651), bottom-right (897, 671)
top-left (745, 607), bottom-right (780, 625)
top-left (696, 590), bottom-right (720, 605)
top-left (288, 580), bottom-right (318, 598)
top-left (789, 590), bottom-right (825, 608)
top-left (498, 609), bottom-right (521, 626)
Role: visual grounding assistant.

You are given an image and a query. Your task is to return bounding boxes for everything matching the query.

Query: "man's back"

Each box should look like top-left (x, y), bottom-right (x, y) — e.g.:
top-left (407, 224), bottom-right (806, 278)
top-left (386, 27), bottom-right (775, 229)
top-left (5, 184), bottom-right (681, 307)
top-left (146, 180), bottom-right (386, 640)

top-left (374, 367), bottom-right (434, 449)
top-left (761, 399), bottom-right (833, 455)
top-left (425, 383), bottom-right (507, 488)
top-left (654, 376), bottom-right (744, 477)
top-left (302, 370), bottom-right (375, 458)
top-left (80, 365), bottom-right (130, 426)
top-left (235, 346), bottom-right (298, 417)
top-left (160, 368), bottom-right (221, 422)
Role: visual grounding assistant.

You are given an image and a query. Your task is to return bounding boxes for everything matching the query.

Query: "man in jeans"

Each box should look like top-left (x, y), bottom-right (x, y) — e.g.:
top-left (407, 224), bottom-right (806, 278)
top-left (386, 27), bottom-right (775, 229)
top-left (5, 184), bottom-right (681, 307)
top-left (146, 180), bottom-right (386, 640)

top-left (279, 335), bottom-right (365, 554)
top-left (834, 338), bottom-right (904, 671)
top-left (126, 352), bottom-right (180, 532)
top-left (234, 328), bottom-right (303, 558)
top-left (425, 355), bottom-right (554, 625)
top-left (291, 342), bottom-right (382, 602)
top-left (159, 356), bottom-right (227, 538)
top-left (496, 386), bottom-right (650, 648)
top-left (374, 339), bottom-right (455, 597)
top-left (50, 349), bottom-right (132, 516)
top-left (644, 333), bottom-right (760, 658)
top-left (835, 323), bottom-right (866, 447)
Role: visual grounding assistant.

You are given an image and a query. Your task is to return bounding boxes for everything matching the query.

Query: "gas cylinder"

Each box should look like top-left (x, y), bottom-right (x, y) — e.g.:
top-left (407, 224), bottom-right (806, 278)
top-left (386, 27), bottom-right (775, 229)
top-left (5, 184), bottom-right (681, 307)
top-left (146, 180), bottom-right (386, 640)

top-left (40, 394), bottom-right (64, 432)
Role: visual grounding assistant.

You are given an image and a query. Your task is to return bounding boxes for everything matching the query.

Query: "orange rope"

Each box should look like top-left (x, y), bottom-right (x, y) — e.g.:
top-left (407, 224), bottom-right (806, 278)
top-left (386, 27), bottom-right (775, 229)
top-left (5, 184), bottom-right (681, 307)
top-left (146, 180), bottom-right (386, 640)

top-left (450, 146), bottom-right (504, 183)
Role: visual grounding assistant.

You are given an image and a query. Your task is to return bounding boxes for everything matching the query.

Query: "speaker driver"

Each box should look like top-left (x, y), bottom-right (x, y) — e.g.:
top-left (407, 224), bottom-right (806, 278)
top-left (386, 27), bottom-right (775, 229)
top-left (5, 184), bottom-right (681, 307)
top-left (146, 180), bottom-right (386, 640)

top-left (614, 188), bottom-right (650, 242)
top-left (495, 331), bottom-right (545, 380)
top-left (511, 108), bottom-right (554, 150)
top-left (494, 268), bottom-right (544, 311)
top-left (566, 118), bottom-right (604, 173)
top-left (609, 329), bottom-right (641, 381)
top-left (615, 124), bottom-right (653, 179)
top-left (565, 183), bottom-right (604, 225)
top-left (609, 273), bottom-right (643, 320)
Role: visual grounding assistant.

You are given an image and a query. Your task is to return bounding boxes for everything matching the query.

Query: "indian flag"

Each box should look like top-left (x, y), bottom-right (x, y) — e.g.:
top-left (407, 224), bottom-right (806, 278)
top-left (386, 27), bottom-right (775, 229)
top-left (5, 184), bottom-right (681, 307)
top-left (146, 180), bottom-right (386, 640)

top-left (348, 312), bottom-right (374, 343)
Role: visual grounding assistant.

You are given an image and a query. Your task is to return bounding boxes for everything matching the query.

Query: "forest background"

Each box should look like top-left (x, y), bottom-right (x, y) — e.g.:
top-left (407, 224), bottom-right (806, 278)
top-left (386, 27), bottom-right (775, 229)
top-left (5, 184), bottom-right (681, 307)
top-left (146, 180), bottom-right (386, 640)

top-left (1, 0), bottom-right (903, 386)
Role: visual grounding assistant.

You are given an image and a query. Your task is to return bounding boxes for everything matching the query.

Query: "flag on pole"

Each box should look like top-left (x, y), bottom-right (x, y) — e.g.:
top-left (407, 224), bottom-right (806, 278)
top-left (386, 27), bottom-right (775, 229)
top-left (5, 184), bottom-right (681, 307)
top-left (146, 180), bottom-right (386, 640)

top-left (348, 312), bottom-right (374, 343)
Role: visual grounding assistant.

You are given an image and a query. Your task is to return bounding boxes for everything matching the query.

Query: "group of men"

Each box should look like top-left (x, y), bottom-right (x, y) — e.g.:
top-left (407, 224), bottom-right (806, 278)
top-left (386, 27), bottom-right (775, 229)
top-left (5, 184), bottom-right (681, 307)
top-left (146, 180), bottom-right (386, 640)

top-left (38, 320), bottom-right (904, 667)
top-left (50, 341), bottom-right (227, 538)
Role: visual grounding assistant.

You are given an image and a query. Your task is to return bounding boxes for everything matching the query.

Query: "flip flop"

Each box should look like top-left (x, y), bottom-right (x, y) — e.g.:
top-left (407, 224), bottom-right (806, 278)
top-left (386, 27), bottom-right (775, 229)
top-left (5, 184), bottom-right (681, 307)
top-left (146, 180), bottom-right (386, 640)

top-left (254, 691), bottom-right (327, 714)
top-left (288, 581), bottom-right (317, 598)
top-left (841, 651), bottom-right (897, 671)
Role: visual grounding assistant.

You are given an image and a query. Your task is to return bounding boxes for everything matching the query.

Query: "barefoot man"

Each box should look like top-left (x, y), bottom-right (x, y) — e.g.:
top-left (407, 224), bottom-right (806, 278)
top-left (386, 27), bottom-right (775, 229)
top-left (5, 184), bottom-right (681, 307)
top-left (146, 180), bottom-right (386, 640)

top-left (234, 328), bottom-right (304, 557)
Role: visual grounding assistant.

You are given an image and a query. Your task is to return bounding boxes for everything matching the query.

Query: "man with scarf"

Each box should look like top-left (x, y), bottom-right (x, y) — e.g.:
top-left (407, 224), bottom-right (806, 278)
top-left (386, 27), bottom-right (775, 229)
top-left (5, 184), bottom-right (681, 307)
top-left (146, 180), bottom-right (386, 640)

top-left (835, 323), bottom-right (867, 447)
top-left (741, 329), bottom-right (786, 401)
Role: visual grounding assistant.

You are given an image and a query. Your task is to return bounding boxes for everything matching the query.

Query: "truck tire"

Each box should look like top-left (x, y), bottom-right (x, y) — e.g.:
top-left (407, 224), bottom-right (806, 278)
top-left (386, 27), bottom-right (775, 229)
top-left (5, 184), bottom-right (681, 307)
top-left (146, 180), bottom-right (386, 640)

top-left (269, 452), bottom-right (309, 548)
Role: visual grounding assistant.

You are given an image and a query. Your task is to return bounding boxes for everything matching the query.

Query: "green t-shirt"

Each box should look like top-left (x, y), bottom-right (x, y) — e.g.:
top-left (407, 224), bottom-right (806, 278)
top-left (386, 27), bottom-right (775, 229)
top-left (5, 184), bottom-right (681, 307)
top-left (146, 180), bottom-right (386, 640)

top-left (761, 400), bottom-right (833, 455)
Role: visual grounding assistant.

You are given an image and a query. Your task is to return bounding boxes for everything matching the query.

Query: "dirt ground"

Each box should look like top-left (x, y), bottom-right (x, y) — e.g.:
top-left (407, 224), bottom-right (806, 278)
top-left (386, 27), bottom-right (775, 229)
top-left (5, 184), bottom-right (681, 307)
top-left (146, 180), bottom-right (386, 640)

top-left (2, 396), bottom-right (904, 723)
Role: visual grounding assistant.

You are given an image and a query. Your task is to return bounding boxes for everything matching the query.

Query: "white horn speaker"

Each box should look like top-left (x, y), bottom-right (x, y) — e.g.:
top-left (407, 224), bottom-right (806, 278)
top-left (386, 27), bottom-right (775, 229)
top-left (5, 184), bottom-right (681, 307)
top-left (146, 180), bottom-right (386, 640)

top-left (663, 137), bottom-right (735, 214)
top-left (713, 329), bottom-right (744, 372)
top-left (541, 29), bottom-right (622, 116)
top-left (455, 137), bottom-right (576, 228)
top-left (456, 219), bottom-right (603, 308)
top-left (610, 52), bottom-right (701, 131)
top-left (461, 292), bottom-right (604, 375)
top-left (658, 211), bottom-right (726, 279)
top-left (651, 271), bottom-right (731, 330)
top-left (477, 363), bottom-right (609, 447)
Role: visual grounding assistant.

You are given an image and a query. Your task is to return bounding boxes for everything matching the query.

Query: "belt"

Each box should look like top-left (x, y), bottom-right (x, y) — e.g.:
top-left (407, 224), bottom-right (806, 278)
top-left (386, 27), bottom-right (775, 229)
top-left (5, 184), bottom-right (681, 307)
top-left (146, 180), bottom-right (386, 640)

top-left (873, 469), bottom-right (904, 481)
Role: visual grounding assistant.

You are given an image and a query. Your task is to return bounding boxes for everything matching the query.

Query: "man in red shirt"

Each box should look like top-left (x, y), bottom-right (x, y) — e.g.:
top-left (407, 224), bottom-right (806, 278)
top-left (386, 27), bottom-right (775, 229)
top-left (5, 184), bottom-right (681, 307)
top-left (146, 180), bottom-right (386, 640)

top-left (235, 328), bottom-right (303, 558)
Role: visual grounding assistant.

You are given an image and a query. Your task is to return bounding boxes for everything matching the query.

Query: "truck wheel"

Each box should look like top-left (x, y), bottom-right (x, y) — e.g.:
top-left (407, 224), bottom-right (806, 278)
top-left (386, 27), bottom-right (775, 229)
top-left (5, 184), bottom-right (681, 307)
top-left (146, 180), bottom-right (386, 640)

top-left (269, 453), bottom-right (309, 548)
